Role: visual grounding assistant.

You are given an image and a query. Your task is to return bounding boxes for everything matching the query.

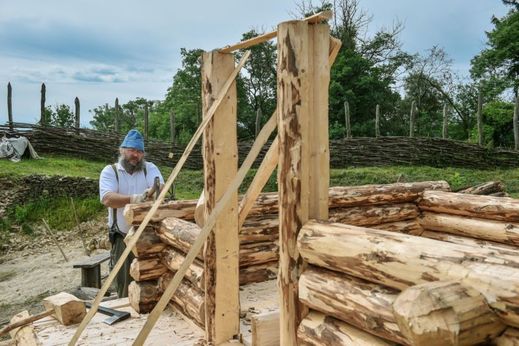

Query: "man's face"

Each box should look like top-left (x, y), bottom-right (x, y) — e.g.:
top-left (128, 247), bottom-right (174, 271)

top-left (120, 148), bottom-right (144, 167)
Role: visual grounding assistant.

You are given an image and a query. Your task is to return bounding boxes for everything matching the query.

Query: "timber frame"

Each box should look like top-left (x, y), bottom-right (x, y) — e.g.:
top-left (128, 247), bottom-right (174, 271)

top-left (68, 10), bottom-right (339, 346)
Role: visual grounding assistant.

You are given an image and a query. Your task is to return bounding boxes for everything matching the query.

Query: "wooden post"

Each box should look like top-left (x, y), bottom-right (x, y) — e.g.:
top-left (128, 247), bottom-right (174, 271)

top-left (201, 50), bottom-right (239, 344)
top-left (442, 103), bottom-right (448, 139)
top-left (114, 98), bottom-right (120, 133)
top-left (409, 100), bottom-right (416, 138)
top-left (514, 94), bottom-right (518, 150)
top-left (144, 103), bottom-right (149, 140)
top-left (344, 100), bottom-right (351, 138)
top-left (7, 82), bottom-right (13, 130)
top-left (277, 20), bottom-right (330, 345)
top-left (74, 97), bottom-right (80, 132)
top-left (477, 91), bottom-right (483, 146)
top-left (255, 107), bottom-right (262, 138)
top-left (40, 83), bottom-right (46, 126)
top-left (375, 104), bottom-right (380, 137)
top-left (170, 110), bottom-right (176, 149)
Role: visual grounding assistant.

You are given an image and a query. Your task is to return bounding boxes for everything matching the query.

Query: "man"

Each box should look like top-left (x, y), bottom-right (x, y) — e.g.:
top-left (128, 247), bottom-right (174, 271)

top-left (99, 129), bottom-right (164, 297)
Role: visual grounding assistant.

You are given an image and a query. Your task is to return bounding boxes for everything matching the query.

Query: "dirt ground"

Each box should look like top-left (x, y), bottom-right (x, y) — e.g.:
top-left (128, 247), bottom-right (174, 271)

top-left (0, 217), bottom-right (110, 327)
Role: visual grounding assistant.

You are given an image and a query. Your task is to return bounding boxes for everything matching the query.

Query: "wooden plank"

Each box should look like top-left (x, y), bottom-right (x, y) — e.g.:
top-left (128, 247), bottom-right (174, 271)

top-left (68, 51), bottom-right (251, 346)
top-left (277, 20), bottom-right (310, 346)
top-left (202, 50), bottom-right (240, 344)
top-left (251, 311), bottom-right (279, 346)
top-left (218, 11), bottom-right (332, 53)
top-left (132, 49), bottom-right (285, 345)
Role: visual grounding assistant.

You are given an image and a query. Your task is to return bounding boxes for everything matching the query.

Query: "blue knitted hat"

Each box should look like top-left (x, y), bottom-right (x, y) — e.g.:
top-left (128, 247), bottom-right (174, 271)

top-left (120, 129), bottom-right (144, 152)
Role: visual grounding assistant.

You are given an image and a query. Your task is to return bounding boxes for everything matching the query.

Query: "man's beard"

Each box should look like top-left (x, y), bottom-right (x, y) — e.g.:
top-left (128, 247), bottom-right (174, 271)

top-left (119, 155), bottom-right (145, 174)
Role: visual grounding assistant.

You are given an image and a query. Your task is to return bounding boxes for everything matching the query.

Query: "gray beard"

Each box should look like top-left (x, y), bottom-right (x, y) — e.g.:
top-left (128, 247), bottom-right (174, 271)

top-left (119, 155), bottom-right (145, 174)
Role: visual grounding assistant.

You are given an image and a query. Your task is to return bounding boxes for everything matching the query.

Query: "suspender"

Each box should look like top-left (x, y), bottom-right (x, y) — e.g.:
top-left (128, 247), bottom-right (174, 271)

top-left (110, 164), bottom-right (147, 229)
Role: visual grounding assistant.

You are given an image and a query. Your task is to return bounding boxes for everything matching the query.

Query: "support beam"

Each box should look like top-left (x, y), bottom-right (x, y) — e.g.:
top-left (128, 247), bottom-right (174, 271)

top-left (201, 50), bottom-right (240, 344)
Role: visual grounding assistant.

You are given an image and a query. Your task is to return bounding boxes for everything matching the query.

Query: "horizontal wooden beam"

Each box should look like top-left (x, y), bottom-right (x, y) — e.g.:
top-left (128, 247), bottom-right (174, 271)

top-left (218, 10), bottom-right (332, 53)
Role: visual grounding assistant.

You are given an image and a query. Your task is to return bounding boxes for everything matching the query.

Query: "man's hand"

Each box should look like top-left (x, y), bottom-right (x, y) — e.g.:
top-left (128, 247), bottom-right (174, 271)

top-left (129, 188), bottom-right (153, 204)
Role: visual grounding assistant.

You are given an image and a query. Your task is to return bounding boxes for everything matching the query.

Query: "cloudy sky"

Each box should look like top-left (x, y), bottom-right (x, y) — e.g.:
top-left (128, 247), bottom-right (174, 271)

top-left (0, 0), bottom-right (510, 127)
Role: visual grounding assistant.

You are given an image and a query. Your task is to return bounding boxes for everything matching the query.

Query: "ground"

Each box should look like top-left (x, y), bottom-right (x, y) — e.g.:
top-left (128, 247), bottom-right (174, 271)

top-left (0, 217), bottom-right (109, 328)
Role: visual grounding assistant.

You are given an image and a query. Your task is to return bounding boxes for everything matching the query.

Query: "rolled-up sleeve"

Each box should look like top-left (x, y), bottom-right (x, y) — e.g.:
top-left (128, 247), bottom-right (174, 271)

top-left (99, 165), bottom-right (118, 202)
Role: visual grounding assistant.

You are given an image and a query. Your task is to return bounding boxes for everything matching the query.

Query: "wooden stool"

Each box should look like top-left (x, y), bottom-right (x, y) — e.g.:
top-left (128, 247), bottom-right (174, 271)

top-left (73, 252), bottom-right (111, 288)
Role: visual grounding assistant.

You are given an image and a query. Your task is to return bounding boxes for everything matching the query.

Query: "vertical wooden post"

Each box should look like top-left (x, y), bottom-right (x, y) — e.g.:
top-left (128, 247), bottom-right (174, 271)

top-left (201, 50), bottom-right (239, 344)
top-left (144, 103), bottom-right (149, 140)
top-left (442, 103), bottom-right (448, 139)
top-left (40, 83), bottom-right (46, 126)
top-left (7, 82), bottom-right (13, 130)
top-left (344, 100), bottom-right (351, 138)
top-left (514, 94), bottom-right (519, 150)
top-left (277, 20), bottom-right (330, 345)
top-left (255, 107), bottom-right (262, 138)
top-left (74, 97), bottom-right (80, 132)
top-left (375, 104), bottom-right (380, 137)
top-left (409, 100), bottom-right (416, 138)
top-left (114, 98), bottom-right (120, 133)
top-left (477, 91), bottom-right (483, 146)
top-left (170, 110), bottom-right (176, 149)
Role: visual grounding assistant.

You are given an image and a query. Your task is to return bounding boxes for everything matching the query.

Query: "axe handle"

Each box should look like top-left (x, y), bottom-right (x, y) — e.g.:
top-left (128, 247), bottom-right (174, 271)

top-left (0, 309), bottom-right (53, 337)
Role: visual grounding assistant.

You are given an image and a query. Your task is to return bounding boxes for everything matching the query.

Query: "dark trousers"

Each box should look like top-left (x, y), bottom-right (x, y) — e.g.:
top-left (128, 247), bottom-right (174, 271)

top-left (109, 233), bottom-right (135, 298)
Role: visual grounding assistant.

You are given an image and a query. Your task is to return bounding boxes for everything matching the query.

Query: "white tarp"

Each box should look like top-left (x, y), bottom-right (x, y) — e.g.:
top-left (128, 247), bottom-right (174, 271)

top-left (0, 136), bottom-right (41, 162)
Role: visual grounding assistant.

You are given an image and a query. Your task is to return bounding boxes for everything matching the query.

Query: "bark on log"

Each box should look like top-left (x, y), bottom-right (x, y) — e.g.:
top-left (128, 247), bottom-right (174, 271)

top-left (240, 241), bottom-right (278, 267)
top-left (329, 203), bottom-right (418, 226)
top-left (124, 225), bottom-right (165, 258)
top-left (393, 280), bottom-right (505, 346)
top-left (419, 212), bottom-right (519, 245)
top-left (129, 257), bottom-right (168, 282)
top-left (458, 181), bottom-right (505, 195)
top-left (419, 191), bottom-right (519, 222)
top-left (158, 272), bottom-right (205, 327)
top-left (124, 199), bottom-right (197, 225)
top-left (299, 266), bottom-right (404, 344)
top-left (240, 261), bottom-right (277, 285)
top-left (128, 280), bottom-right (160, 313)
top-left (493, 328), bottom-right (519, 346)
top-left (297, 311), bottom-right (396, 346)
top-left (371, 219), bottom-right (424, 235)
top-left (161, 246), bottom-right (204, 289)
top-left (157, 217), bottom-right (203, 260)
top-left (297, 220), bottom-right (519, 327)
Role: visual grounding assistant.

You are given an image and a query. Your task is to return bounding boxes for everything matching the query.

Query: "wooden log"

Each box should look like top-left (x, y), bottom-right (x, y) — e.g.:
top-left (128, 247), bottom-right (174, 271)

top-left (251, 311), bottom-right (279, 346)
top-left (124, 225), bottom-right (166, 258)
top-left (419, 212), bottom-right (519, 245)
top-left (297, 311), bottom-right (395, 346)
top-left (419, 190), bottom-right (519, 222)
top-left (157, 217), bottom-right (203, 260)
top-left (129, 257), bottom-right (168, 281)
top-left (493, 328), bottom-right (519, 346)
top-left (297, 220), bottom-right (519, 326)
top-left (240, 261), bottom-right (277, 285)
top-left (372, 219), bottom-right (424, 235)
top-left (158, 273), bottom-right (205, 328)
top-left (458, 181), bottom-right (505, 195)
top-left (240, 242), bottom-right (278, 267)
top-left (123, 199), bottom-right (197, 225)
top-left (8, 311), bottom-right (40, 346)
top-left (239, 214), bottom-right (278, 244)
top-left (128, 280), bottom-right (160, 313)
top-left (299, 266), bottom-right (404, 344)
top-left (393, 281), bottom-right (505, 346)
top-left (420, 230), bottom-right (519, 254)
top-left (329, 203), bottom-right (418, 226)
top-left (161, 246), bottom-right (204, 289)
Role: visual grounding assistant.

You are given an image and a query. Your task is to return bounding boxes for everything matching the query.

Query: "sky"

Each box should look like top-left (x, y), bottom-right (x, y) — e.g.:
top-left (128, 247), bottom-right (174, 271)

top-left (0, 0), bottom-right (510, 127)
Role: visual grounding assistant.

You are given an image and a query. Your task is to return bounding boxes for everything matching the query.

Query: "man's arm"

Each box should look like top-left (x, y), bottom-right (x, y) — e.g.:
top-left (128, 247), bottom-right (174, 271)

top-left (102, 192), bottom-right (131, 209)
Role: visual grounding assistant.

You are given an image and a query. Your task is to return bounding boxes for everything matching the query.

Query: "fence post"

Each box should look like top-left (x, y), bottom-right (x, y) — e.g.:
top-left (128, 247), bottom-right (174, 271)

top-left (40, 83), bottom-right (46, 126)
top-left (442, 103), bottom-right (448, 139)
top-left (477, 91), bottom-right (483, 146)
top-left (169, 110), bottom-right (175, 150)
top-left (255, 107), bottom-right (262, 138)
top-left (409, 100), bottom-right (416, 138)
top-left (7, 82), bottom-right (13, 130)
top-left (375, 104), bottom-right (380, 137)
top-left (514, 93), bottom-right (519, 150)
top-left (74, 97), bottom-right (80, 132)
top-left (114, 98), bottom-right (120, 133)
top-left (344, 100), bottom-right (351, 138)
top-left (144, 103), bottom-right (149, 140)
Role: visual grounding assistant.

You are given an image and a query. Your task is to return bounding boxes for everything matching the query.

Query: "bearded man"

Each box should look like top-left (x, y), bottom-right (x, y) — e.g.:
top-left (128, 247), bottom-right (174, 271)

top-left (99, 129), bottom-right (164, 297)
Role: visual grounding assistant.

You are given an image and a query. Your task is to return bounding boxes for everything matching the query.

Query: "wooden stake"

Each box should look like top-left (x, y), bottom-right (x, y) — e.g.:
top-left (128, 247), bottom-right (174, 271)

top-left (255, 108), bottom-right (262, 138)
top-left (7, 82), bottom-right (13, 130)
top-left (170, 110), bottom-right (176, 150)
top-left (344, 101), bottom-right (351, 139)
top-left (375, 104), bottom-right (380, 137)
top-left (442, 103), bottom-right (448, 139)
top-left (514, 94), bottom-right (518, 150)
top-left (114, 98), bottom-right (120, 133)
top-left (409, 100), bottom-right (416, 138)
top-left (144, 103), bottom-right (149, 140)
top-left (68, 51), bottom-right (251, 346)
top-left (40, 83), bottom-right (46, 126)
top-left (477, 90), bottom-right (483, 146)
top-left (70, 198), bottom-right (89, 256)
top-left (74, 97), bottom-right (80, 132)
top-left (42, 219), bottom-right (68, 262)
